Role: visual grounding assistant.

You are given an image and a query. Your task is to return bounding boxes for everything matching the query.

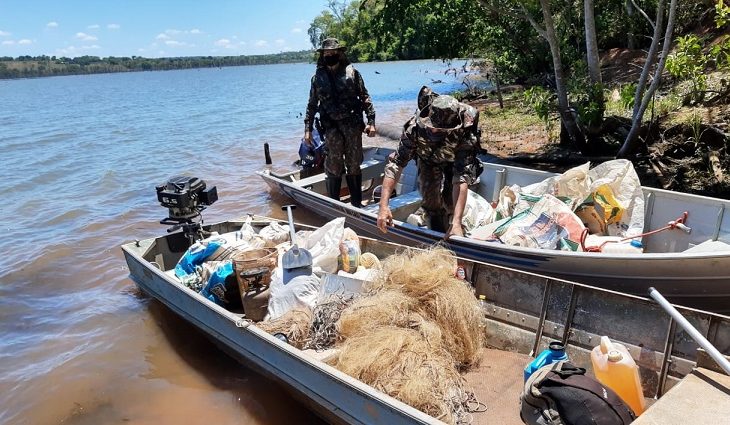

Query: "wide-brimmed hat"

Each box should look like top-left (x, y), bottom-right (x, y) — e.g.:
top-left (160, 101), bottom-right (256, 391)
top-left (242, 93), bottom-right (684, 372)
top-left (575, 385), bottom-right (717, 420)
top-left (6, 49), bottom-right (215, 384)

top-left (416, 94), bottom-right (462, 131)
top-left (317, 37), bottom-right (347, 52)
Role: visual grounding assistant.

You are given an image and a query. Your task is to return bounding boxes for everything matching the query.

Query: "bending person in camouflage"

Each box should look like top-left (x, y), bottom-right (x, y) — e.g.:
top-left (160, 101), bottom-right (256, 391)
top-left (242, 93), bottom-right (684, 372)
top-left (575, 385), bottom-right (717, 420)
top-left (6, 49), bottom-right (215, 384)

top-left (304, 37), bottom-right (376, 208)
top-left (376, 86), bottom-right (483, 239)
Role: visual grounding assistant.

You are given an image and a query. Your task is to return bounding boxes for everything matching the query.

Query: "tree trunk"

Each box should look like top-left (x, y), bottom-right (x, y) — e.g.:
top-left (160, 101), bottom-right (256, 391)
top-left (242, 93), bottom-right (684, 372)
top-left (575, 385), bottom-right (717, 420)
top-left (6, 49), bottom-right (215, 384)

top-left (494, 66), bottom-right (504, 109)
top-left (618, 0), bottom-right (677, 158)
top-left (631, 0), bottom-right (665, 118)
top-left (625, 0), bottom-right (636, 49)
top-left (585, 0), bottom-right (602, 85)
top-left (540, 0), bottom-right (587, 152)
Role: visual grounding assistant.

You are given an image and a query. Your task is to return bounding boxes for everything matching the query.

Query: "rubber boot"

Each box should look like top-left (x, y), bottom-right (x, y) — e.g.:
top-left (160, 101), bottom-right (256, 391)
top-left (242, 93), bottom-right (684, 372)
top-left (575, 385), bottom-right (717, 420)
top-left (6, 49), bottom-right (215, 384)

top-left (346, 174), bottom-right (363, 208)
top-left (325, 175), bottom-right (342, 201)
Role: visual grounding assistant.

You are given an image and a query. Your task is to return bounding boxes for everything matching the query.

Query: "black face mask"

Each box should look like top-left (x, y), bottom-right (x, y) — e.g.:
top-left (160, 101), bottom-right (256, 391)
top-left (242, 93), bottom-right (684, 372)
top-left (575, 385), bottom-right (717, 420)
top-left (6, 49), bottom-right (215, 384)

top-left (324, 55), bottom-right (339, 66)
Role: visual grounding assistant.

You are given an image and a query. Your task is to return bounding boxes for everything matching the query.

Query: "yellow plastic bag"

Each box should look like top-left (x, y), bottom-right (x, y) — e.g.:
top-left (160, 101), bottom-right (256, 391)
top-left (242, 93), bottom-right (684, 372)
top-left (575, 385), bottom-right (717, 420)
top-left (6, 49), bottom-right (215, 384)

top-left (593, 184), bottom-right (623, 225)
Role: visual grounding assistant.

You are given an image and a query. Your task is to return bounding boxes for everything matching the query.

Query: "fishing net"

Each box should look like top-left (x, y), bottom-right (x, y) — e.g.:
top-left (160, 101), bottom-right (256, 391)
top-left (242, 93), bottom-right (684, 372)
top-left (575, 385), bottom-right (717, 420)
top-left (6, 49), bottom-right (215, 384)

top-left (419, 278), bottom-right (485, 368)
top-left (257, 307), bottom-right (312, 349)
top-left (331, 246), bottom-right (486, 423)
top-left (307, 293), bottom-right (353, 351)
top-left (336, 289), bottom-right (416, 340)
top-left (331, 326), bottom-right (464, 424)
top-left (367, 246), bottom-right (484, 368)
top-left (369, 246), bottom-right (458, 298)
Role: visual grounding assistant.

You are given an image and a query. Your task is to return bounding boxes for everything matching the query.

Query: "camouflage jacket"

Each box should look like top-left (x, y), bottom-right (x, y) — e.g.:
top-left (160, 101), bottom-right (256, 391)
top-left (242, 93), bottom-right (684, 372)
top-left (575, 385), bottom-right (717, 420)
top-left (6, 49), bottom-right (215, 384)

top-left (304, 64), bottom-right (375, 132)
top-left (384, 103), bottom-right (483, 185)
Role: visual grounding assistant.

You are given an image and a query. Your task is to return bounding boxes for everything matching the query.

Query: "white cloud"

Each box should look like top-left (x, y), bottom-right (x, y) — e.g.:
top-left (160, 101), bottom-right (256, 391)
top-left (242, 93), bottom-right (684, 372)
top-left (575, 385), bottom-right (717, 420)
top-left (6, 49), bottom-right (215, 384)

top-left (0, 30), bottom-right (10, 36)
top-left (190, 29), bottom-right (202, 34)
top-left (165, 29), bottom-right (181, 35)
top-left (1, 40), bottom-right (14, 45)
top-left (275, 39), bottom-right (285, 45)
top-left (107, 23), bottom-right (120, 30)
top-left (164, 40), bottom-right (192, 47)
top-left (57, 44), bottom-right (101, 56)
top-left (75, 32), bottom-right (98, 41)
top-left (214, 38), bottom-right (231, 47)
top-left (255, 39), bottom-right (268, 47)
top-left (18, 39), bottom-right (32, 45)
top-left (87, 24), bottom-right (100, 30)
top-left (291, 27), bottom-right (302, 34)
top-left (47, 22), bottom-right (59, 28)
top-left (155, 33), bottom-right (170, 40)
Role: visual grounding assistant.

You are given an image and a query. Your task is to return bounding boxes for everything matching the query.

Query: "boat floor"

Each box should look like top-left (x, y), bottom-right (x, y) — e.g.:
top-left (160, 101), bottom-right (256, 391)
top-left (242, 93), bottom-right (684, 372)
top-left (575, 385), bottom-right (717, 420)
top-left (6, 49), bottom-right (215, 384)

top-left (464, 348), bottom-right (533, 425)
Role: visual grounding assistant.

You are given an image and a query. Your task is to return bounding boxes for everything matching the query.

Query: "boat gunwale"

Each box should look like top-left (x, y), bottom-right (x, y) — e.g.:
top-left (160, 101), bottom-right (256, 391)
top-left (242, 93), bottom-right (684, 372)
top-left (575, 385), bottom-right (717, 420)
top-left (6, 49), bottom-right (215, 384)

top-left (121, 234), bottom-right (442, 425)
top-left (257, 169), bottom-right (730, 261)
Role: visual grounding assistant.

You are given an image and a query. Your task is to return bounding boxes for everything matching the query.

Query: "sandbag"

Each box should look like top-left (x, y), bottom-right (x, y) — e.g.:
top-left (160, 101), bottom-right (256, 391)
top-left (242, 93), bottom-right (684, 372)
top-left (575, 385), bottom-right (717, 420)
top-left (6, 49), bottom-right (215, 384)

top-left (259, 222), bottom-right (290, 247)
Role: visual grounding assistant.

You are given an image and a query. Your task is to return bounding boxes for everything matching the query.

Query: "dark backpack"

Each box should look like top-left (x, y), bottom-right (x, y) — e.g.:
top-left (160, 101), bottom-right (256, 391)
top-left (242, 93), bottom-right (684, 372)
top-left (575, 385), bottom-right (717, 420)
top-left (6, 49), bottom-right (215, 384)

top-left (520, 361), bottom-right (636, 425)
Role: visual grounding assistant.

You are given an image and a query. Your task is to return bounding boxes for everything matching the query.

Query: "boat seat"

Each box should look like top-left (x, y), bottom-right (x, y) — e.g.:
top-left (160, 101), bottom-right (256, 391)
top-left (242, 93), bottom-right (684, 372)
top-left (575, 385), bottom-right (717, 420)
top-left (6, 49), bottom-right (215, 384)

top-left (362, 190), bottom-right (423, 218)
top-left (296, 158), bottom-right (383, 188)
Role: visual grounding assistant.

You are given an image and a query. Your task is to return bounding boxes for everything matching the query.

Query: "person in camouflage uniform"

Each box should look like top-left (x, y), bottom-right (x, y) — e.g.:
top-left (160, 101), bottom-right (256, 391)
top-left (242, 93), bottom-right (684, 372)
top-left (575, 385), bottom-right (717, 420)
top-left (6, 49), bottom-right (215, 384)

top-left (304, 38), bottom-right (376, 208)
top-left (377, 86), bottom-right (483, 238)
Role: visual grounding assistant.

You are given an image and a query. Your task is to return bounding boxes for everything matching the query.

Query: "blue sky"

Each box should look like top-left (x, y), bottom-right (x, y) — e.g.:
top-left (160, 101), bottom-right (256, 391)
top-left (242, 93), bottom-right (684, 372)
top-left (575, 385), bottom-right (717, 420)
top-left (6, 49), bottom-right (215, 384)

top-left (0, 1), bottom-right (330, 58)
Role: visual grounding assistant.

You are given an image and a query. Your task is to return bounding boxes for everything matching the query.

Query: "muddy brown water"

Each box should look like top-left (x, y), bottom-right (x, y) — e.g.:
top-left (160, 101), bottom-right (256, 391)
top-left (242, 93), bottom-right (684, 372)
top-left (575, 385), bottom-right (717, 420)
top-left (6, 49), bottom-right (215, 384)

top-left (0, 61), bottom-right (469, 424)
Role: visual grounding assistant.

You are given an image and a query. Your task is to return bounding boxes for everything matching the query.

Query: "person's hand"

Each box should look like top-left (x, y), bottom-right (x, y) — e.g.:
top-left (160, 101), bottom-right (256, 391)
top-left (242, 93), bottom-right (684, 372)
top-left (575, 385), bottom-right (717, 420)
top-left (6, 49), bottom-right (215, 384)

top-left (364, 124), bottom-right (376, 137)
top-left (377, 206), bottom-right (393, 233)
top-left (445, 222), bottom-right (464, 240)
top-left (303, 131), bottom-right (313, 147)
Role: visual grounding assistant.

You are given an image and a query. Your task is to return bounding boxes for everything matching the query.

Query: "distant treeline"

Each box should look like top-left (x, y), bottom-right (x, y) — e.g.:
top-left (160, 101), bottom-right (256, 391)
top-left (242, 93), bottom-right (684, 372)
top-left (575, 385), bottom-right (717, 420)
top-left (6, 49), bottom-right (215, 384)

top-left (0, 50), bottom-right (316, 79)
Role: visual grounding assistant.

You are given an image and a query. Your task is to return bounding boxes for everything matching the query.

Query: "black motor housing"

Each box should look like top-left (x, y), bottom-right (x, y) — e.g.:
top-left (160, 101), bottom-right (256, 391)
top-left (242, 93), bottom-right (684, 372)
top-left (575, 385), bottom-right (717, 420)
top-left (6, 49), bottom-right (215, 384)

top-left (156, 176), bottom-right (217, 221)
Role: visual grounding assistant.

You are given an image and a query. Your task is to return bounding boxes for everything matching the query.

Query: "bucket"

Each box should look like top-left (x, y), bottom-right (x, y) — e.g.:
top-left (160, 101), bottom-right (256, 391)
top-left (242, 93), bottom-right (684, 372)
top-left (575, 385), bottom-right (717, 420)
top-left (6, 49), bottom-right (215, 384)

top-left (232, 248), bottom-right (278, 292)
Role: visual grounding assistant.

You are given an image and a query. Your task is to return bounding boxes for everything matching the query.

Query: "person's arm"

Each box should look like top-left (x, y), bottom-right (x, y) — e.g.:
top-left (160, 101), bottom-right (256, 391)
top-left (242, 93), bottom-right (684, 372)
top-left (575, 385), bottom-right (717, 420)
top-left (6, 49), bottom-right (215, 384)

top-left (355, 69), bottom-right (376, 137)
top-left (446, 181), bottom-right (469, 239)
top-left (303, 75), bottom-right (318, 145)
top-left (377, 127), bottom-right (415, 233)
top-left (377, 174), bottom-right (397, 233)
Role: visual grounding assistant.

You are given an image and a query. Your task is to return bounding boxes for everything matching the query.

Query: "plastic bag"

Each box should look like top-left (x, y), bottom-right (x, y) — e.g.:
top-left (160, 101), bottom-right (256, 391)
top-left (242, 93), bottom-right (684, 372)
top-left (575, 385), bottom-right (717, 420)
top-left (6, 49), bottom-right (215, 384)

top-left (461, 190), bottom-right (496, 234)
top-left (495, 194), bottom-right (585, 251)
top-left (267, 265), bottom-right (321, 321)
top-left (338, 228), bottom-right (360, 273)
top-left (199, 261), bottom-right (237, 307)
top-left (259, 222), bottom-right (290, 247)
top-left (294, 217), bottom-right (345, 274)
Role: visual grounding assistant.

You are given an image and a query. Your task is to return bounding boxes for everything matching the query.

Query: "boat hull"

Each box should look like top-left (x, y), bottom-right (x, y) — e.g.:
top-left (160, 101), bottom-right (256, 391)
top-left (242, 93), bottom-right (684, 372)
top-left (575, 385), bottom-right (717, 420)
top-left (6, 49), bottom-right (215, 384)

top-left (122, 238), bottom-right (440, 425)
top-left (260, 170), bottom-right (730, 313)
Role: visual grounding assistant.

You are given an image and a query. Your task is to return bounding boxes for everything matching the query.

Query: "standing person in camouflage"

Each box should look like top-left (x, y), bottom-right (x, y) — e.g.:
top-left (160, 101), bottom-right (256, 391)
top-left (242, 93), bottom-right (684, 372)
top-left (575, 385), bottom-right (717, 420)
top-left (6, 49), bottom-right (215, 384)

top-left (376, 86), bottom-right (483, 239)
top-left (303, 37), bottom-right (376, 208)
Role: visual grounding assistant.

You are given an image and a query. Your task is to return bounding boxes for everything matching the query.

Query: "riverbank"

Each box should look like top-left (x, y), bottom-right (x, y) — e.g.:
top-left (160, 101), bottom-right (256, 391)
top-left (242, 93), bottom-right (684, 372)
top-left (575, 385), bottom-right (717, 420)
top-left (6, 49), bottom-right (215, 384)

top-left (467, 48), bottom-right (730, 200)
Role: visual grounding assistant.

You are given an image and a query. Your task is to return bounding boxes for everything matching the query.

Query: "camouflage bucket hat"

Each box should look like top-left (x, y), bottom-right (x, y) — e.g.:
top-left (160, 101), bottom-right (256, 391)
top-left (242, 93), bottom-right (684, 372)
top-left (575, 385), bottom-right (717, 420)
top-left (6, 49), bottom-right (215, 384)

top-left (417, 95), bottom-right (462, 130)
top-left (317, 37), bottom-right (346, 52)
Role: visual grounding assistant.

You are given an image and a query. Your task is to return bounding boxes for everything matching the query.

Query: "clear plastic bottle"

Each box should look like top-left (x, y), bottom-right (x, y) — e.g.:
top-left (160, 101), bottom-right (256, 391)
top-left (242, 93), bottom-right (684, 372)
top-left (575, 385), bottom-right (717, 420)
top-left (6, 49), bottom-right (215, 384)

top-left (601, 239), bottom-right (644, 254)
top-left (524, 341), bottom-right (569, 381)
top-left (476, 294), bottom-right (488, 335)
top-left (590, 336), bottom-right (646, 415)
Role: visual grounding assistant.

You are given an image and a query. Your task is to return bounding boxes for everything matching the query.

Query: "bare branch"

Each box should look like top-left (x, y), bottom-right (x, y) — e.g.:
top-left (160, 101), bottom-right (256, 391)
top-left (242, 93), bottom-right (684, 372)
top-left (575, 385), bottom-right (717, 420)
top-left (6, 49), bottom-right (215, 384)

top-left (477, 0), bottom-right (547, 39)
top-left (630, 0), bottom-right (656, 30)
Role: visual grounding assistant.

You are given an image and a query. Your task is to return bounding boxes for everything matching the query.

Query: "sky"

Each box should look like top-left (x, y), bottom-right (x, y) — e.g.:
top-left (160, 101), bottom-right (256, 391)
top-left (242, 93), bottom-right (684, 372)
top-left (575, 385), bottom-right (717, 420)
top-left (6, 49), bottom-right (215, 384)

top-left (0, 1), bottom-right (330, 58)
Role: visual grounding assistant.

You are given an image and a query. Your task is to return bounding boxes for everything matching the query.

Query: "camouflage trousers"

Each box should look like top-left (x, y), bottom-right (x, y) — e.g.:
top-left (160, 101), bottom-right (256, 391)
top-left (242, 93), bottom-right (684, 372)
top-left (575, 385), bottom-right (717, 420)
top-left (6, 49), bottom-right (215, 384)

top-left (417, 160), bottom-right (455, 229)
top-left (324, 122), bottom-right (363, 177)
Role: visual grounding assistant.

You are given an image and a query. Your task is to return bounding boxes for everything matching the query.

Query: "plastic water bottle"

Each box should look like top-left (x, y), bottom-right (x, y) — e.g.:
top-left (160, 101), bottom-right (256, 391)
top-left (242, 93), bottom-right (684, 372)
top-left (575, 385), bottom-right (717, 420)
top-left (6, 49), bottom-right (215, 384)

top-left (524, 341), bottom-right (569, 381)
top-left (601, 239), bottom-right (644, 254)
top-left (591, 336), bottom-right (645, 415)
top-left (477, 295), bottom-right (487, 331)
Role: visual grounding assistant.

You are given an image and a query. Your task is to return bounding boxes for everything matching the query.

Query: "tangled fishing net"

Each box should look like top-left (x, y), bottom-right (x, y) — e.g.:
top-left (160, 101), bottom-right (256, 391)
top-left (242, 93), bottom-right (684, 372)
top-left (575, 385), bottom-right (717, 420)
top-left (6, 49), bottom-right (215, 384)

top-left (332, 326), bottom-right (464, 424)
top-left (331, 246), bottom-right (485, 424)
top-left (367, 246), bottom-right (484, 367)
top-left (257, 307), bottom-right (313, 349)
top-left (307, 293), bottom-right (353, 351)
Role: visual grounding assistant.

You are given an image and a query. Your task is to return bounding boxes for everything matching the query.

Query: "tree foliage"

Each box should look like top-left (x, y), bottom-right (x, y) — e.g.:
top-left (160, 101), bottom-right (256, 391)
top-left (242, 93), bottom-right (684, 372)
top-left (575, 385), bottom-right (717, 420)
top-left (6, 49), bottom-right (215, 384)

top-left (0, 51), bottom-right (314, 79)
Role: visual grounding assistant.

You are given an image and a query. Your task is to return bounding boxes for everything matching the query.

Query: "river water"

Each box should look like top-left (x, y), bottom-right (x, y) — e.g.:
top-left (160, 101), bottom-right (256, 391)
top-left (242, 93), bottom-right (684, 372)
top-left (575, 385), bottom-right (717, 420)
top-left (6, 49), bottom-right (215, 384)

top-left (0, 60), bottom-right (467, 425)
